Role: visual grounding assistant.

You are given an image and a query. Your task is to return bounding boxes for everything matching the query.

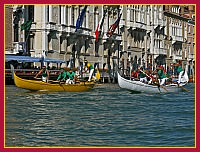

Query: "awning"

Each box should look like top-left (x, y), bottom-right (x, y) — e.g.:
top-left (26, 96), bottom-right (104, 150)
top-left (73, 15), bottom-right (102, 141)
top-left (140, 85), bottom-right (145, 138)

top-left (5, 55), bottom-right (41, 62)
top-left (5, 55), bottom-right (66, 63)
top-left (44, 58), bottom-right (66, 63)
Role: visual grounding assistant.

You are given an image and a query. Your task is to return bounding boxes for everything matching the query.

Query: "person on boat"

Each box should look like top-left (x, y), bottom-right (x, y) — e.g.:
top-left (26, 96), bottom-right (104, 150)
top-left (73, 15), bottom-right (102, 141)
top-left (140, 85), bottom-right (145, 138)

top-left (131, 69), bottom-right (139, 80)
top-left (57, 68), bottom-right (67, 82)
top-left (138, 67), bottom-right (147, 83)
top-left (84, 59), bottom-right (94, 82)
top-left (34, 66), bottom-right (49, 82)
top-left (142, 68), bottom-right (157, 85)
top-left (175, 60), bottom-right (184, 84)
top-left (156, 66), bottom-right (168, 85)
top-left (66, 68), bottom-right (75, 84)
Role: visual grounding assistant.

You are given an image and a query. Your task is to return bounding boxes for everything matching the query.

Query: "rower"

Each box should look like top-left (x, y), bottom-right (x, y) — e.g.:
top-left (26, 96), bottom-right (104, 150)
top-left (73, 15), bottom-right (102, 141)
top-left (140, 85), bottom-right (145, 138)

top-left (57, 68), bottom-right (67, 82)
top-left (138, 67), bottom-right (147, 83)
top-left (34, 66), bottom-right (49, 82)
top-left (84, 59), bottom-right (94, 82)
top-left (66, 68), bottom-right (76, 84)
top-left (157, 66), bottom-right (168, 85)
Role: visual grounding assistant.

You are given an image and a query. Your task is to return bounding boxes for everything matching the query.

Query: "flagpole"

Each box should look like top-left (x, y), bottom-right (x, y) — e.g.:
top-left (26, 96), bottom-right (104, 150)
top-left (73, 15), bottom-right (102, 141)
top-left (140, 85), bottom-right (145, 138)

top-left (117, 6), bottom-right (120, 70)
top-left (24, 28), bottom-right (31, 55)
top-left (21, 19), bottom-right (33, 55)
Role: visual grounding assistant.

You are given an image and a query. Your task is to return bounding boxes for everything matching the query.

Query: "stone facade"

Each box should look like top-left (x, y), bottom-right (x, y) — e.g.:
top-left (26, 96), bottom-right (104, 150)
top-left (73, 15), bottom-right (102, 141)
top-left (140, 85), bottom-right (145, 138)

top-left (5, 4), bottom-right (195, 78)
top-left (5, 6), bottom-right (13, 53)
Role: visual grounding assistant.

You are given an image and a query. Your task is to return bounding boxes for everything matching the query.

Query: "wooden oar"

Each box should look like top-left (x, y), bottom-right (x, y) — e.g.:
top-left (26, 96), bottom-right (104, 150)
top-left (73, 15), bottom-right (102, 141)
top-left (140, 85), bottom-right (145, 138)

top-left (177, 83), bottom-right (190, 92)
top-left (53, 80), bottom-right (66, 90)
top-left (159, 85), bottom-right (168, 92)
top-left (34, 77), bottom-right (42, 80)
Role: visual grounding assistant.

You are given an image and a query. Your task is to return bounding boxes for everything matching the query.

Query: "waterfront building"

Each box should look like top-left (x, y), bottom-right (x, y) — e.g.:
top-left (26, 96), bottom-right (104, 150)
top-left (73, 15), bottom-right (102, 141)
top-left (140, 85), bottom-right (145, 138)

top-left (163, 5), bottom-right (195, 78)
top-left (5, 4), bottom-right (195, 80)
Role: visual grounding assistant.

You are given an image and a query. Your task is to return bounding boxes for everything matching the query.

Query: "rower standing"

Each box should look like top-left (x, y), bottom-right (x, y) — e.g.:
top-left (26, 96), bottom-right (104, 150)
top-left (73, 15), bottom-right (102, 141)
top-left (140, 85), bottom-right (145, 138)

top-left (84, 60), bottom-right (94, 82)
top-left (34, 66), bottom-right (49, 82)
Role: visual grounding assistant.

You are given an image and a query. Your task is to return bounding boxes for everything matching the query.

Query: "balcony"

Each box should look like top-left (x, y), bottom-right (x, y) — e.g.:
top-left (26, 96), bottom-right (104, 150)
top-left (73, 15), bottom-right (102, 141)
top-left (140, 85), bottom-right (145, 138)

top-left (172, 35), bottom-right (183, 44)
top-left (65, 26), bottom-right (91, 37)
top-left (103, 33), bottom-right (122, 42)
top-left (9, 42), bottom-right (25, 54)
top-left (174, 55), bottom-right (182, 60)
top-left (188, 54), bottom-right (195, 59)
top-left (46, 22), bottom-right (57, 31)
top-left (132, 22), bottom-right (147, 30)
top-left (153, 48), bottom-right (167, 55)
top-left (58, 24), bottom-right (67, 32)
top-left (66, 25), bottom-right (76, 33)
top-left (30, 22), bottom-right (36, 30)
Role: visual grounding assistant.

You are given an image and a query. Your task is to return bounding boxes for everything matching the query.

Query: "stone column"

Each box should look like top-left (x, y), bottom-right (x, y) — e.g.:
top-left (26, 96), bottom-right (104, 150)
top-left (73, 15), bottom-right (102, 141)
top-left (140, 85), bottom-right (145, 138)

top-left (122, 6), bottom-right (128, 75)
top-left (49, 5), bottom-right (53, 22)
top-left (144, 6), bottom-right (147, 69)
top-left (150, 5), bottom-right (155, 69)
top-left (68, 6), bottom-right (72, 25)
top-left (86, 7), bottom-right (89, 28)
top-left (61, 6), bottom-right (65, 25)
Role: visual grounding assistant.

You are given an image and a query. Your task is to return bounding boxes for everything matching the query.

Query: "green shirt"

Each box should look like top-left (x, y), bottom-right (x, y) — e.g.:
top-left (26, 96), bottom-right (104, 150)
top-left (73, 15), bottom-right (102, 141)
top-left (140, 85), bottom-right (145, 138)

top-left (138, 72), bottom-right (146, 78)
top-left (87, 63), bottom-right (94, 70)
top-left (157, 69), bottom-right (166, 79)
top-left (177, 66), bottom-right (183, 74)
top-left (57, 71), bottom-right (67, 80)
top-left (42, 69), bottom-right (48, 77)
top-left (67, 71), bottom-right (75, 80)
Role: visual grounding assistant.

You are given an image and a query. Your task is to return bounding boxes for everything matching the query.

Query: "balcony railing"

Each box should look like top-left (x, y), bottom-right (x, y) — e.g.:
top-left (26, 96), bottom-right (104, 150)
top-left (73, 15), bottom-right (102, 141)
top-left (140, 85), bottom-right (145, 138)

top-left (188, 54), bottom-right (195, 59)
top-left (133, 22), bottom-right (147, 30)
top-left (46, 22), bottom-right (57, 31)
top-left (172, 35), bottom-right (183, 44)
top-left (153, 48), bottom-right (167, 55)
top-left (174, 55), bottom-right (182, 60)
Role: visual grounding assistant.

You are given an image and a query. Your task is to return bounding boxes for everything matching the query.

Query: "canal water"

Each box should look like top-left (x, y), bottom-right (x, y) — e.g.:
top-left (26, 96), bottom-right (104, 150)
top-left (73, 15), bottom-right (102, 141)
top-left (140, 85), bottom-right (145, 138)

top-left (5, 83), bottom-right (195, 147)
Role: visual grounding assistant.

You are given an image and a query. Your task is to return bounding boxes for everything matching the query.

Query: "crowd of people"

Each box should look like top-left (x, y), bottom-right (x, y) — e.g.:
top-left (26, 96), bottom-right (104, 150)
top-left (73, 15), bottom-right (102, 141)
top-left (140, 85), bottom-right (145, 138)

top-left (34, 59), bottom-right (96, 84)
top-left (130, 61), bottom-right (184, 86)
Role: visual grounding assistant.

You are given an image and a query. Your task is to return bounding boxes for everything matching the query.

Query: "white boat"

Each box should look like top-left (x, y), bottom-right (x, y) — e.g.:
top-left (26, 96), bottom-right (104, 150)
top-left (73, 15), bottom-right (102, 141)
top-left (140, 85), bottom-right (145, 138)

top-left (117, 71), bottom-right (189, 93)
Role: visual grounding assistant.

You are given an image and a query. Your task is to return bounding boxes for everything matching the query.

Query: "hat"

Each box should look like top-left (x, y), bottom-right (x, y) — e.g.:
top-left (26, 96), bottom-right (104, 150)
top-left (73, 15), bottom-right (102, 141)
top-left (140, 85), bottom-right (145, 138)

top-left (84, 60), bottom-right (88, 63)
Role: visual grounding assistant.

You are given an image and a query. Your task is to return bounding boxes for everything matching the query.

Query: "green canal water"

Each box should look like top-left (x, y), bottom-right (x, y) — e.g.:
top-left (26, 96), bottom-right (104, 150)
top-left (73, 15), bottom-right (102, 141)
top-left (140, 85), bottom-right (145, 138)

top-left (5, 83), bottom-right (195, 147)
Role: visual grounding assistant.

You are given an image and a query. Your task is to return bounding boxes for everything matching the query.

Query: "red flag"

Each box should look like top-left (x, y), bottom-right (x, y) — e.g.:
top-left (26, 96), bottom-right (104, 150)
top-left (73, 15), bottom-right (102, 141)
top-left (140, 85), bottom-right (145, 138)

top-left (95, 13), bottom-right (106, 42)
top-left (95, 24), bottom-right (100, 41)
top-left (107, 13), bottom-right (122, 38)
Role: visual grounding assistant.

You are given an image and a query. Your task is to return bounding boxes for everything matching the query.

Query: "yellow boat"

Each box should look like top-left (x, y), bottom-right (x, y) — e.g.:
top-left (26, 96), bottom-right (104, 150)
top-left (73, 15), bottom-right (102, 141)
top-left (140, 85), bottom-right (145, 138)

top-left (13, 73), bottom-right (95, 92)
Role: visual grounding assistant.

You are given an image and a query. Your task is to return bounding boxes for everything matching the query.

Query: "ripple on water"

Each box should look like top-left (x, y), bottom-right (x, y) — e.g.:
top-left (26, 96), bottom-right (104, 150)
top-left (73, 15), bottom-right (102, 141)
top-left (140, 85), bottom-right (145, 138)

top-left (5, 84), bottom-right (195, 147)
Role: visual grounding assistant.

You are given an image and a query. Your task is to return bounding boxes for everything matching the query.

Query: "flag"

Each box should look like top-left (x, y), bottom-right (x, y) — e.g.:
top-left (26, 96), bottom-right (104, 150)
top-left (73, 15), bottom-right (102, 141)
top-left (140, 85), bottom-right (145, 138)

top-left (21, 19), bottom-right (33, 31)
top-left (95, 69), bottom-right (101, 80)
top-left (95, 12), bottom-right (106, 42)
top-left (107, 13), bottom-right (122, 38)
top-left (75, 6), bottom-right (87, 32)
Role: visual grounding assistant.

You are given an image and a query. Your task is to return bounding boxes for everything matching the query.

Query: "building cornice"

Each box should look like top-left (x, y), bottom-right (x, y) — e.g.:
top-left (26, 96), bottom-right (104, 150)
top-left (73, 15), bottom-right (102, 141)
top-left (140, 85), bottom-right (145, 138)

top-left (164, 11), bottom-right (195, 25)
